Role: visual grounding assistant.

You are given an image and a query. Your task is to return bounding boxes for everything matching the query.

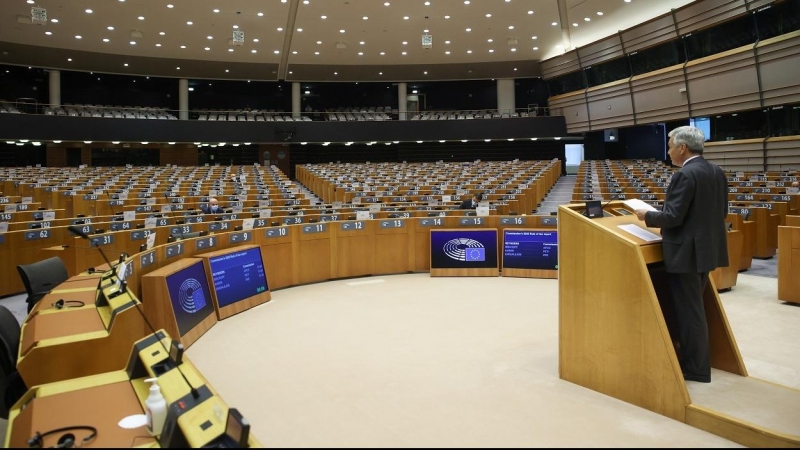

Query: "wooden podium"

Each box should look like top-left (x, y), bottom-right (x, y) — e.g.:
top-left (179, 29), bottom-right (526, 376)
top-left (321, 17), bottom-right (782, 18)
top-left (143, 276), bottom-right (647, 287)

top-left (558, 202), bottom-right (800, 447)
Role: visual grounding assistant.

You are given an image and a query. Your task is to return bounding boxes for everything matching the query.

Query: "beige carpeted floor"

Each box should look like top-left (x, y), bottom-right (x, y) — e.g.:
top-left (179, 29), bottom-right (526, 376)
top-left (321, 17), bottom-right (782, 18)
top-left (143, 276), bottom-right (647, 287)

top-left (186, 272), bottom-right (800, 448)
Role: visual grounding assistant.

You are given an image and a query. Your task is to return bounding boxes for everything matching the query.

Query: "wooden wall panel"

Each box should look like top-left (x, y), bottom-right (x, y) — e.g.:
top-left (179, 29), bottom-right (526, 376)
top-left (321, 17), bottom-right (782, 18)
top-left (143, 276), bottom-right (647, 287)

top-left (704, 138), bottom-right (765, 172)
top-left (586, 80), bottom-right (635, 130)
top-left (765, 136), bottom-right (800, 172)
top-left (685, 46), bottom-right (760, 117)
top-left (578, 35), bottom-right (624, 68)
top-left (541, 51), bottom-right (581, 80)
top-left (159, 146), bottom-right (198, 167)
top-left (674, 0), bottom-right (748, 35)
top-left (631, 64), bottom-right (691, 124)
top-left (46, 147), bottom-right (67, 167)
top-left (80, 147), bottom-right (91, 166)
top-left (622, 15), bottom-right (679, 54)
top-left (548, 91), bottom-right (590, 133)
top-left (756, 31), bottom-right (800, 107)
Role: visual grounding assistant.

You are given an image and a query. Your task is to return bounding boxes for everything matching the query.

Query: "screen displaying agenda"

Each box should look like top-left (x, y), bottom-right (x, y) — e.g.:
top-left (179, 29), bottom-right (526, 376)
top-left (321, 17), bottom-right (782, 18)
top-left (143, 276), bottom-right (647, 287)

top-left (208, 247), bottom-right (269, 308)
top-left (503, 230), bottom-right (559, 270)
top-left (430, 229), bottom-right (498, 269)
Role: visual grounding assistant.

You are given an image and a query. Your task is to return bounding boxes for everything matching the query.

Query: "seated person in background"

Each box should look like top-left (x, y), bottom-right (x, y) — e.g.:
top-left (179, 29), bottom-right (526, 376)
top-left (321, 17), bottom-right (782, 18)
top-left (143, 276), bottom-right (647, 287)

top-left (200, 197), bottom-right (223, 214)
top-left (792, 181), bottom-right (799, 189)
top-left (459, 192), bottom-right (483, 209)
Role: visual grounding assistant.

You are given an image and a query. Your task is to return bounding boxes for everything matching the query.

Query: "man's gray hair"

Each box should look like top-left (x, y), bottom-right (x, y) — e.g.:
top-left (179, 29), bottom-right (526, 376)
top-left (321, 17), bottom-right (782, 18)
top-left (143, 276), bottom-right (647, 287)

top-left (669, 126), bottom-right (705, 154)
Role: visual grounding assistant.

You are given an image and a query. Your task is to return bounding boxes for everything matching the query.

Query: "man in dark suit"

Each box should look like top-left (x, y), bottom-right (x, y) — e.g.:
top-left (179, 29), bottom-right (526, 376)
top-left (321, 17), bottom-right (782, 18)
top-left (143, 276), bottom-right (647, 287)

top-left (200, 197), bottom-right (223, 215)
top-left (459, 192), bottom-right (483, 209)
top-left (635, 126), bottom-right (728, 383)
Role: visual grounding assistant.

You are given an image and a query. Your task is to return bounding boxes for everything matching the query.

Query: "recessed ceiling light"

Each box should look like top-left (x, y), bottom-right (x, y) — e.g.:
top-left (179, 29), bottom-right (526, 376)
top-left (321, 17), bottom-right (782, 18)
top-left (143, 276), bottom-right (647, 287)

top-left (528, 10), bottom-right (534, 14)
top-left (487, 38), bottom-right (493, 42)
top-left (467, 50), bottom-right (472, 53)
top-left (187, 21), bottom-right (193, 25)
top-left (103, 38), bottom-right (109, 42)
top-left (552, 22), bottom-right (557, 26)
top-left (532, 36), bottom-right (538, 39)
top-left (205, 47), bottom-right (211, 50)
top-left (27, 0), bottom-right (34, 3)
top-left (511, 48), bottom-right (516, 51)
top-left (225, 69), bottom-right (229, 73)
top-left (314, 51), bottom-right (320, 55)
top-left (107, 26), bottom-right (115, 30)
top-left (403, 16), bottom-right (409, 20)
top-left (362, 16), bottom-right (368, 20)
top-left (489, 49), bottom-right (494, 53)
top-left (533, 47), bottom-right (539, 50)
top-left (167, 4), bottom-right (174, 8)
top-left (130, 41), bottom-right (136, 45)
top-left (228, 48), bottom-right (234, 52)
top-left (424, 29), bottom-right (429, 32)
top-left (156, 43), bottom-right (162, 47)
top-left (85, 9), bottom-right (93, 13)
top-left (486, 13), bottom-right (491, 17)
top-left (321, 15), bottom-right (327, 19)
top-left (379, 72), bottom-right (383, 75)
top-left (358, 52), bottom-right (364, 55)
top-left (334, 72), bottom-right (338, 75)
top-left (124, 63), bottom-right (129, 66)
top-left (445, 40), bottom-right (450, 44)
top-left (273, 50), bottom-right (279, 54)
top-left (380, 51), bottom-right (385, 55)
top-left (444, 15), bottom-right (450, 19)
top-left (258, 12), bottom-right (264, 16)
top-left (384, 2), bottom-right (390, 5)
top-left (424, 71), bottom-right (428, 74)
top-left (466, 28), bottom-right (471, 32)
top-left (340, 29), bottom-right (345, 33)
top-left (45, 31), bottom-right (52, 35)
top-left (316, 40), bottom-right (322, 44)
top-left (401, 51), bottom-right (407, 55)
top-left (573, 23), bottom-right (579, 27)
top-left (445, 51), bottom-right (450, 54)
top-left (176, 67), bottom-right (180, 70)
top-left (138, 16), bottom-right (145, 20)
top-left (233, 25), bottom-right (239, 29)
top-left (213, 9), bottom-right (219, 13)
top-left (253, 38), bottom-right (259, 42)
top-left (297, 28), bottom-right (303, 32)
top-left (425, 1), bottom-right (430, 5)
top-left (207, 35), bottom-right (213, 40)
top-left (402, 41), bottom-right (408, 45)
top-left (292, 50), bottom-right (298, 54)
top-left (464, 0), bottom-right (470, 4)
top-left (75, 35), bottom-right (82, 39)
top-left (514, 68), bottom-right (518, 71)
top-left (508, 25), bottom-right (514, 29)
top-left (180, 45), bottom-right (186, 49)
top-left (67, 58), bottom-right (72, 62)
top-left (360, 41), bottom-right (365, 45)
top-left (277, 27), bottom-right (283, 31)
top-left (50, 19), bottom-right (58, 23)
top-left (597, 11), bottom-right (604, 16)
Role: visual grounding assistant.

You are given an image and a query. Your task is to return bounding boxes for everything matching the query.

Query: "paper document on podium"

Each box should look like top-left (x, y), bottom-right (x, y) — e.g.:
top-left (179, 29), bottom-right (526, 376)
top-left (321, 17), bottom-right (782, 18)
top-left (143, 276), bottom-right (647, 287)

top-left (623, 198), bottom-right (658, 212)
top-left (617, 224), bottom-right (662, 242)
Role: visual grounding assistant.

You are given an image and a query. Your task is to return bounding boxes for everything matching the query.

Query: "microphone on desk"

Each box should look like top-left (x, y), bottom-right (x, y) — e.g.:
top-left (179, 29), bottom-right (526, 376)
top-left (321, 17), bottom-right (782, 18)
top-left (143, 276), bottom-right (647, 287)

top-left (67, 225), bottom-right (125, 278)
top-left (120, 282), bottom-right (201, 400)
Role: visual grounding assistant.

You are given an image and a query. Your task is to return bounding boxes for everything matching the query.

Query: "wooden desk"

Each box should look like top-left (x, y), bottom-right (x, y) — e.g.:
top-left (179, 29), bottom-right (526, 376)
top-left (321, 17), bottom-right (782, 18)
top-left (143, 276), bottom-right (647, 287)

top-left (710, 230), bottom-right (743, 291)
top-left (777, 226), bottom-right (800, 304)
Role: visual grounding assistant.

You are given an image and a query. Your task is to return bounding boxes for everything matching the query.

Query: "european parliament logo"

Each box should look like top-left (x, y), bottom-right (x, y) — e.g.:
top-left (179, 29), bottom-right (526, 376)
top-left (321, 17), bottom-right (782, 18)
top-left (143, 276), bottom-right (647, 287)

top-left (178, 278), bottom-right (207, 314)
top-left (443, 238), bottom-right (486, 262)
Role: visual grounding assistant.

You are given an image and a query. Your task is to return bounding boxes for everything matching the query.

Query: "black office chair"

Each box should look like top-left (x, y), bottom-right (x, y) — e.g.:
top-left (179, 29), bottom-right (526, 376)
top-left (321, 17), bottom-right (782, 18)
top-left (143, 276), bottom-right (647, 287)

top-left (16, 257), bottom-right (69, 314)
top-left (0, 305), bottom-right (27, 420)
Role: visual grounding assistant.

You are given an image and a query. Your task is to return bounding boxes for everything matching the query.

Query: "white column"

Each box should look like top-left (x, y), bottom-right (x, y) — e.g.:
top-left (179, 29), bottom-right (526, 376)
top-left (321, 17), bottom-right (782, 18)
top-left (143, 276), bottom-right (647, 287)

top-left (496, 78), bottom-right (515, 116)
top-left (178, 78), bottom-right (189, 120)
top-left (49, 70), bottom-right (61, 107)
top-left (398, 82), bottom-right (408, 121)
top-left (292, 82), bottom-right (301, 119)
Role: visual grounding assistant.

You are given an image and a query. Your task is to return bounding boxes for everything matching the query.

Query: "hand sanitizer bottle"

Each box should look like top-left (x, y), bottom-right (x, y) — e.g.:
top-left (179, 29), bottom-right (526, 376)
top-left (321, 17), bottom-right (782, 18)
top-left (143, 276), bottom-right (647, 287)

top-left (144, 378), bottom-right (167, 436)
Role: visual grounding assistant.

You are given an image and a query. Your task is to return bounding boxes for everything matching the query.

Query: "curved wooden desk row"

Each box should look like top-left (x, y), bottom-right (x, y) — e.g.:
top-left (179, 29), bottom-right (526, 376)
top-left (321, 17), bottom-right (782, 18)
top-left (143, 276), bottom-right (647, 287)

top-left (557, 202), bottom-right (800, 447)
top-left (16, 215), bottom-right (558, 387)
top-left (7, 327), bottom-right (261, 448)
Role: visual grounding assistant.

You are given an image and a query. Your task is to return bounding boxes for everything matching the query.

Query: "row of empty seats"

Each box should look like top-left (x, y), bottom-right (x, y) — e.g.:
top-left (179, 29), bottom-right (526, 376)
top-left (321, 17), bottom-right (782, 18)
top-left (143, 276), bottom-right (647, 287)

top-left (411, 110), bottom-right (534, 120)
top-left (43, 104), bottom-right (177, 120)
top-left (326, 106), bottom-right (395, 122)
top-left (196, 110), bottom-right (311, 122)
top-left (0, 104), bottom-right (21, 114)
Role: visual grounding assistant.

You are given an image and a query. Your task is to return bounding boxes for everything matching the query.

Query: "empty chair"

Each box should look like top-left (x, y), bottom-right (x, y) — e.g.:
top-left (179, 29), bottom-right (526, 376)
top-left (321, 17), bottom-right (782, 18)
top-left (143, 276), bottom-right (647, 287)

top-left (0, 305), bottom-right (27, 419)
top-left (16, 257), bottom-right (69, 313)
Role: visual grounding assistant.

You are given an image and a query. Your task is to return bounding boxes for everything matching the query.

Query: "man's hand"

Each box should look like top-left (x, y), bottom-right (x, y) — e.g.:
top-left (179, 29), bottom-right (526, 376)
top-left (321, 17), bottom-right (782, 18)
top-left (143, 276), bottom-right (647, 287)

top-left (634, 209), bottom-right (648, 221)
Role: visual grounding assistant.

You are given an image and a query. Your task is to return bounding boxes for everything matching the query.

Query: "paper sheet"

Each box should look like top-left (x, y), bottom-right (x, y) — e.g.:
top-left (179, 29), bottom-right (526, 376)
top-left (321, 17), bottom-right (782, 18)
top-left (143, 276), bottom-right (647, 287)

top-left (617, 224), bottom-right (662, 242)
top-left (623, 198), bottom-right (657, 212)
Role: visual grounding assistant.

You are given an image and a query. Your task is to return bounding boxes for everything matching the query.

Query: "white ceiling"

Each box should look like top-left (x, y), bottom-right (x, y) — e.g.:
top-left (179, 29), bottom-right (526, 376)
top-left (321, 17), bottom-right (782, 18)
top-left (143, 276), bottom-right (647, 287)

top-left (1, 0), bottom-right (695, 71)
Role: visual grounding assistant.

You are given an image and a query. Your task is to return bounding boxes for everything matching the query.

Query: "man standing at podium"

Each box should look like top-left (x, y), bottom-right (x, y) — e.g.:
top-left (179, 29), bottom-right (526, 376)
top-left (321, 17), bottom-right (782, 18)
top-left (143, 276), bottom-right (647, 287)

top-left (634, 126), bottom-right (728, 383)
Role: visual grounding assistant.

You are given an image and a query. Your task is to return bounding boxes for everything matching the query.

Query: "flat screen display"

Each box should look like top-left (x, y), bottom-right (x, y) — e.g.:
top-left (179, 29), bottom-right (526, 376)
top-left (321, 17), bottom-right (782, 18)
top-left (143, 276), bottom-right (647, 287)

top-left (208, 247), bottom-right (269, 308)
top-left (165, 261), bottom-right (215, 338)
top-left (503, 230), bottom-right (558, 270)
top-left (430, 229), bottom-right (498, 269)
